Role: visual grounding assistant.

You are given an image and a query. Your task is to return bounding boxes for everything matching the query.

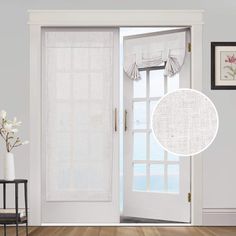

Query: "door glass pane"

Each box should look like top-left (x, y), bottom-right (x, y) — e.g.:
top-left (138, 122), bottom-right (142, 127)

top-left (150, 100), bottom-right (158, 114)
top-left (167, 164), bottom-right (179, 193)
top-left (133, 164), bottom-right (146, 191)
top-left (150, 164), bottom-right (164, 192)
top-left (150, 133), bottom-right (164, 161)
top-left (168, 153), bottom-right (179, 162)
top-left (150, 70), bottom-right (164, 97)
top-left (168, 73), bottom-right (179, 92)
top-left (133, 133), bottom-right (146, 160)
top-left (133, 102), bottom-right (146, 129)
top-left (133, 71), bottom-right (146, 98)
top-left (150, 100), bottom-right (158, 126)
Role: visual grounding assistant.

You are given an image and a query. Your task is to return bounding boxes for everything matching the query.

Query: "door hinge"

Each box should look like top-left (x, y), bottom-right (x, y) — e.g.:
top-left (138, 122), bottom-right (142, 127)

top-left (188, 192), bottom-right (191, 203)
top-left (188, 42), bottom-right (191, 53)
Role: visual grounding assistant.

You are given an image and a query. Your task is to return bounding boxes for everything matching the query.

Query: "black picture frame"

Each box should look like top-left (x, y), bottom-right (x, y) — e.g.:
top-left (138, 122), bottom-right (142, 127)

top-left (211, 42), bottom-right (236, 90)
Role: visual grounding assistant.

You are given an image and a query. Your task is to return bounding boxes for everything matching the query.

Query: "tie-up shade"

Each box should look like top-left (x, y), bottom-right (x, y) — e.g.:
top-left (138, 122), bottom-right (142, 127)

top-left (124, 29), bottom-right (188, 80)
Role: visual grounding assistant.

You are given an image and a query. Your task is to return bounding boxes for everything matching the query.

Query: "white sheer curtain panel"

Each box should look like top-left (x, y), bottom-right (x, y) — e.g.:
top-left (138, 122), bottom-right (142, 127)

top-left (43, 29), bottom-right (115, 201)
top-left (124, 29), bottom-right (188, 80)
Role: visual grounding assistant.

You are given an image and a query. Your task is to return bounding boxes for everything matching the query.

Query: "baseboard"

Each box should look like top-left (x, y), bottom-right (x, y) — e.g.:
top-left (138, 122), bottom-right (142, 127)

top-left (203, 208), bottom-right (236, 226)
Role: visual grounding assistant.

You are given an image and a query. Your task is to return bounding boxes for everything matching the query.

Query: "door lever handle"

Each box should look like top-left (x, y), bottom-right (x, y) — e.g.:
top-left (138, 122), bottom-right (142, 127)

top-left (124, 110), bottom-right (128, 131)
top-left (115, 108), bottom-right (118, 132)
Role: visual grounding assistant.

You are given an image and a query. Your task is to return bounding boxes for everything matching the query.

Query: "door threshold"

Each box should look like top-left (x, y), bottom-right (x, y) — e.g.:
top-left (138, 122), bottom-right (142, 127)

top-left (41, 222), bottom-right (192, 226)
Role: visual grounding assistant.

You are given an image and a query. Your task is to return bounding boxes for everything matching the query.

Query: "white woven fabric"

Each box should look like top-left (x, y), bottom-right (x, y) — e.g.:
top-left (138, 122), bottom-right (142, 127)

top-left (44, 29), bottom-right (114, 201)
top-left (152, 89), bottom-right (219, 156)
top-left (124, 30), bottom-right (187, 80)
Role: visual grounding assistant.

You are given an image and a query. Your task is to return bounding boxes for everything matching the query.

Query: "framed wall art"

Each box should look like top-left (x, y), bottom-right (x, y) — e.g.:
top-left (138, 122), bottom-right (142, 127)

top-left (211, 42), bottom-right (236, 89)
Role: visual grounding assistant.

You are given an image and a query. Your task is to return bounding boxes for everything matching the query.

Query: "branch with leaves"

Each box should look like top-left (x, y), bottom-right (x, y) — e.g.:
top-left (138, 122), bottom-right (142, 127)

top-left (0, 110), bottom-right (29, 152)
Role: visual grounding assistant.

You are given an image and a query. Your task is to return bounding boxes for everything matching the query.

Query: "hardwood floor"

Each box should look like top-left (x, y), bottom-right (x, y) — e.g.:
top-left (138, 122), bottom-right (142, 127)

top-left (0, 226), bottom-right (236, 236)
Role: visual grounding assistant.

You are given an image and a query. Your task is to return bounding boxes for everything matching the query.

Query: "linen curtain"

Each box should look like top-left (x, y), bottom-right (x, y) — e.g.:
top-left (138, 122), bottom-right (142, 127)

top-left (124, 29), bottom-right (188, 80)
top-left (44, 29), bottom-right (115, 201)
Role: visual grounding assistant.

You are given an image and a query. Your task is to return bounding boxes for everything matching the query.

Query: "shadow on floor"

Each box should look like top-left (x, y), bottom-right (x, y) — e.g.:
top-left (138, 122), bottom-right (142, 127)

top-left (120, 216), bottom-right (182, 223)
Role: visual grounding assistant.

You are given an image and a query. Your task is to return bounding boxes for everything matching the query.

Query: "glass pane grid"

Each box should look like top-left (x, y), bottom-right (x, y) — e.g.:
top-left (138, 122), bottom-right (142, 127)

top-left (133, 133), bottom-right (146, 160)
top-left (132, 69), bottom-right (180, 193)
top-left (167, 164), bottom-right (179, 193)
top-left (133, 102), bottom-right (147, 129)
top-left (133, 163), bottom-right (146, 191)
top-left (133, 71), bottom-right (146, 98)
top-left (132, 161), bottom-right (180, 193)
top-left (150, 69), bottom-right (165, 97)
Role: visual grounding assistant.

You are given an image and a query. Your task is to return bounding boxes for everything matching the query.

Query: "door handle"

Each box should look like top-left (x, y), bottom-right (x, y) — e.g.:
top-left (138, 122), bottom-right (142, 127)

top-left (115, 108), bottom-right (118, 132)
top-left (124, 110), bottom-right (128, 131)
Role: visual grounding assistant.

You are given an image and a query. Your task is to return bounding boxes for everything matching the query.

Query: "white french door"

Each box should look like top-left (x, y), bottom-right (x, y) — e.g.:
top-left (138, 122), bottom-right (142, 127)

top-left (41, 28), bottom-right (119, 223)
top-left (123, 29), bottom-right (191, 222)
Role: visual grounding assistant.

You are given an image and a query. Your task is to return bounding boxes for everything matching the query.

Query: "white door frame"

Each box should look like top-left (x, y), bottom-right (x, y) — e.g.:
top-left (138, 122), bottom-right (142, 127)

top-left (29, 10), bottom-right (204, 226)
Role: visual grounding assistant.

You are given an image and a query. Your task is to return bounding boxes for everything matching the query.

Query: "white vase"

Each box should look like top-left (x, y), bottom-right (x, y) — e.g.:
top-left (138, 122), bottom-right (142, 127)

top-left (4, 152), bottom-right (15, 181)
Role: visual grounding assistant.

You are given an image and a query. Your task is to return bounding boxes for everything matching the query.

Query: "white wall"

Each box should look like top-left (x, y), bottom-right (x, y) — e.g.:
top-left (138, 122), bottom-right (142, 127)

top-left (1, 0), bottom-right (236, 225)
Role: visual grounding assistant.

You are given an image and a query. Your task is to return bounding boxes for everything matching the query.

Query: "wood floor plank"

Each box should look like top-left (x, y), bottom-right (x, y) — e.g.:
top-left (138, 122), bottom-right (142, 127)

top-left (0, 226), bottom-right (35, 236)
top-left (29, 226), bottom-right (61, 236)
top-left (0, 226), bottom-right (236, 236)
top-left (202, 226), bottom-right (236, 236)
top-left (141, 227), bottom-right (161, 236)
top-left (58, 226), bottom-right (88, 236)
top-left (116, 227), bottom-right (140, 236)
top-left (136, 227), bottom-right (146, 236)
top-left (83, 227), bottom-right (100, 236)
top-left (195, 227), bottom-right (216, 236)
top-left (151, 227), bottom-right (209, 236)
top-left (99, 227), bottom-right (117, 236)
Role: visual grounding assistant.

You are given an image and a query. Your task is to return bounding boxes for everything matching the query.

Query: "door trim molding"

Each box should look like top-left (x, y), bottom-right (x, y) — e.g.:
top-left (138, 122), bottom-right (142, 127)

top-left (29, 10), bottom-right (204, 225)
top-left (28, 10), bottom-right (203, 26)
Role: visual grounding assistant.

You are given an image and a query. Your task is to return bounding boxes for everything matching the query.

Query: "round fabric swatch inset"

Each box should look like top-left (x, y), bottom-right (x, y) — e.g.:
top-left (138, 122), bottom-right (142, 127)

top-left (152, 89), bottom-right (219, 156)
